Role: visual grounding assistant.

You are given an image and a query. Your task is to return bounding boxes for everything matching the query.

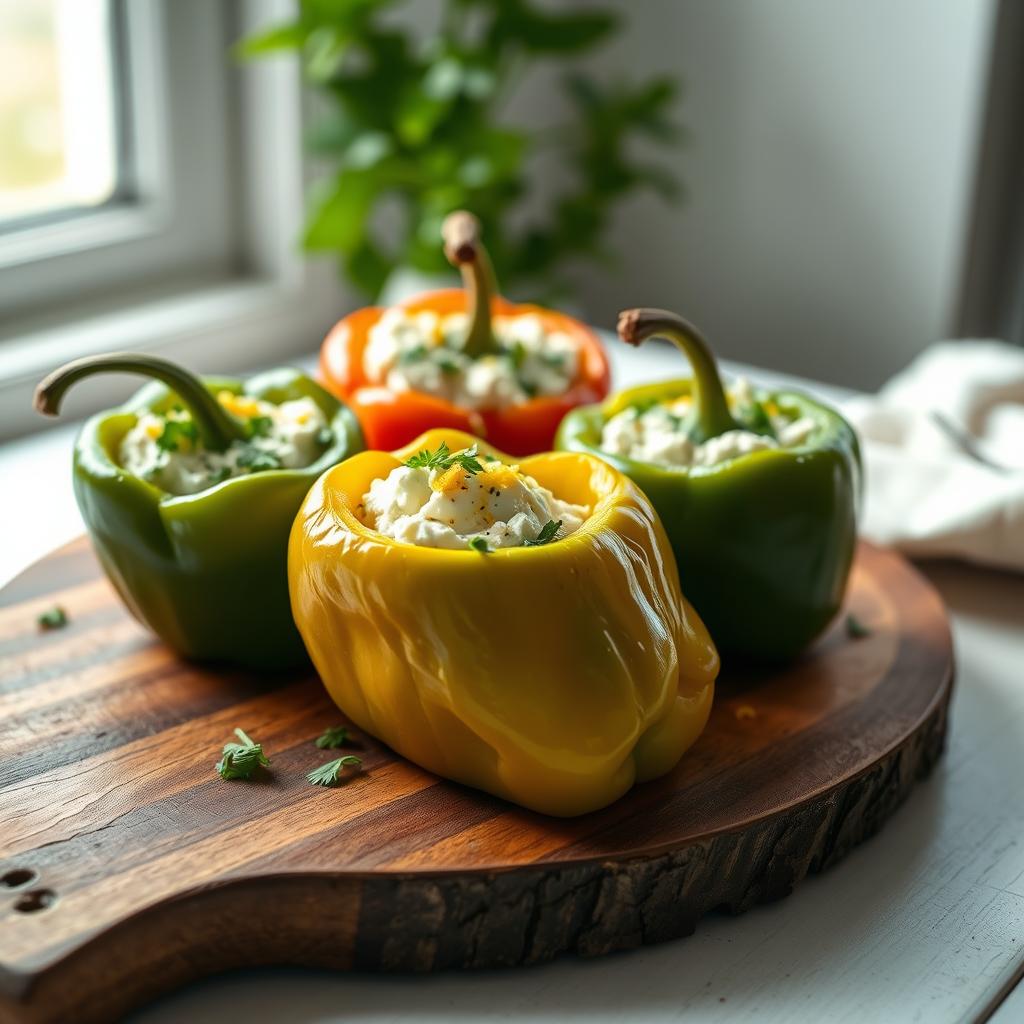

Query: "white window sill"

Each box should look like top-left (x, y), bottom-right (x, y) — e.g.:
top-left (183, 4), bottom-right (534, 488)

top-left (0, 264), bottom-right (346, 440)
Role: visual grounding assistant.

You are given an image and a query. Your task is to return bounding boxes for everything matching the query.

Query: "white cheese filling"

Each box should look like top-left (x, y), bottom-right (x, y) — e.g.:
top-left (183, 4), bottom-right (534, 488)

top-left (600, 379), bottom-right (817, 468)
top-left (363, 309), bottom-right (580, 410)
top-left (361, 452), bottom-right (588, 550)
top-left (119, 392), bottom-right (328, 496)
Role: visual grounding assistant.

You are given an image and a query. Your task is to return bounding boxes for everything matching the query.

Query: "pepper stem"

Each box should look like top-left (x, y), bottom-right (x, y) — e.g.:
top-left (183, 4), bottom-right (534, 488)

top-left (441, 211), bottom-right (499, 359)
top-left (617, 308), bottom-right (739, 443)
top-left (33, 352), bottom-right (249, 452)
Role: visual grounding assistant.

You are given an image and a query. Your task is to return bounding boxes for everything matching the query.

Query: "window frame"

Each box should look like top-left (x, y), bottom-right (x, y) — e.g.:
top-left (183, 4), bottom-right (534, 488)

top-left (0, 0), bottom-right (349, 440)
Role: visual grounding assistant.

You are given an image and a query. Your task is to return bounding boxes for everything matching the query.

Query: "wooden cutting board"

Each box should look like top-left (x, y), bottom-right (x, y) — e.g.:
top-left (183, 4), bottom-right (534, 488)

top-left (0, 537), bottom-right (952, 1024)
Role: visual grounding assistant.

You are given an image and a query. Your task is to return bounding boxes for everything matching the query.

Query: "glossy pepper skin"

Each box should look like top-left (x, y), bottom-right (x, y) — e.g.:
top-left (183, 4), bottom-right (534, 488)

top-left (288, 427), bottom-right (719, 817)
top-left (557, 309), bottom-right (860, 663)
top-left (35, 354), bottom-right (363, 671)
top-left (318, 212), bottom-right (610, 456)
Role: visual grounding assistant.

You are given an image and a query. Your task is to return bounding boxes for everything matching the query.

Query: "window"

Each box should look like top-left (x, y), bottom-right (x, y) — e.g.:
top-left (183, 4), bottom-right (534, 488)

top-left (0, 0), bottom-right (345, 440)
top-left (0, 0), bottom-right (120, 229)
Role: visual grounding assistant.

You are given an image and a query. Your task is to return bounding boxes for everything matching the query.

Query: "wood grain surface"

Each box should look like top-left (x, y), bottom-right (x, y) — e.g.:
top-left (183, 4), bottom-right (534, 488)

top-left (0, 538), bottom-right (952, 1024)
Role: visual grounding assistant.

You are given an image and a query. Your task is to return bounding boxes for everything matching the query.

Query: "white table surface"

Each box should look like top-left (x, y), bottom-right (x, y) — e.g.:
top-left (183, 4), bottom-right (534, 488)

top-left (2, 345), bottom-right (1023, 1024)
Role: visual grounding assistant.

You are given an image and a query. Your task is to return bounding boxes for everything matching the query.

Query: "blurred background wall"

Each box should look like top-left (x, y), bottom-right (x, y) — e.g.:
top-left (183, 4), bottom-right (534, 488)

top-left (562, 0), bottom-right (997, 389)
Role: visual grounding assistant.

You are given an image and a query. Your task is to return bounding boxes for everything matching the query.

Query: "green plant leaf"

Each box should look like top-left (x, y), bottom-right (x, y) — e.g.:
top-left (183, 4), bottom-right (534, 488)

top-left (306, 111), bottom-right (360, 155)
top-left (396, 87), bottom-right (454, 147)
top-left (490, 3), bottom-right (617, 53)
top-left (243, 0), bottom-right (685, 302)
top-left (235, 21), bottom-right (307, 58)
top-left (305, 26), bottom-right (356, 82)
top-left (345, 238), bottom-right (393, 297)
top-left (304, 170), bottom-right (378, 252)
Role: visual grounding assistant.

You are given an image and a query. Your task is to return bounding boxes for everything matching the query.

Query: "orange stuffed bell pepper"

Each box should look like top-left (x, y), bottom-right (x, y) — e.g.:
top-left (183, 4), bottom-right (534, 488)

top-left (288, 427), bottom-right (718, 817)
top-left (318, 212), bottom-right (611, 456)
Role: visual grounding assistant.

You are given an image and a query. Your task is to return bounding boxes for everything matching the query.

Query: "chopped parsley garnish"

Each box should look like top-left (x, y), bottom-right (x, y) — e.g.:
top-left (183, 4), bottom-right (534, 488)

top-left (236, 447), bottom-right (283, 473)
top-left (155, 418), bottom-right (199, 453)
top-left (539, 352), bottom-right (566, 369)
top-left (315, 725), bottom-right (351, 749)
top-left (398, 344), bottom-right (429, 364)
top-left (307, 755), bottom-right (362, 787)
top-left (517, 377), bottom-right (539, 398)
top-left (524, 520), bottom-right (562, 547)
top-left (246, 415), bottom-right (274, 439)
top-left (845, 614), bottom-right (872, 639)
top-left (503, 341), bottom-right (527, 370)
top-left (405, 441), bottom-right (484, 475)
top-left (629, 396), bottom-right (663, 416)
top-left (735, 399), bottom-right (776, 438)
top-left (216, 728), bottom-right (270, 781)
top-left (467, 536), bottom-right (490, 553)
top-left (37, 605), bottom-right (68, 630)
top-left (316, 426), bottom-right (334, 446)
top-left (437, 355), bottom-right (461, 375)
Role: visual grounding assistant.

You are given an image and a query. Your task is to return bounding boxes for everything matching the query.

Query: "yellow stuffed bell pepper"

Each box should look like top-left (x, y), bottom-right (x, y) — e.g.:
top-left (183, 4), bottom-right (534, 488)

top-left (288, 427), bottom-right (718, 817)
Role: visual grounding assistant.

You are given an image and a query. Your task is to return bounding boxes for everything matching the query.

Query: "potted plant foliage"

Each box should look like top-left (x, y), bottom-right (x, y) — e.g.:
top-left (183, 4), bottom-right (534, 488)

top-left (242, 0), bottom-right (683, 303)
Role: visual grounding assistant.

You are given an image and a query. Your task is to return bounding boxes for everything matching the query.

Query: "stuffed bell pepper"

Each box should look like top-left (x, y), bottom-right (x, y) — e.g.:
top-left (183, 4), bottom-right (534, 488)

top-left (557, 308), bottom-right (860, 663)
top-left (35, 352), bottom-right (362, 670)
top-left (288, 427), bottom-right (718, 816)
top-left (318, 212), bottom-right (611, 455)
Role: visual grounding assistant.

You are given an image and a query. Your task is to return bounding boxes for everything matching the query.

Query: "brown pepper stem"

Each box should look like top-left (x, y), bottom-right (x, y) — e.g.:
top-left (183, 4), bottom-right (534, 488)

top-left (617, 308), bottom-right (739, 442)
top-left (34, 352), bottom-right (248, 452)
top-left (442, 211), bottom-right (499, 358)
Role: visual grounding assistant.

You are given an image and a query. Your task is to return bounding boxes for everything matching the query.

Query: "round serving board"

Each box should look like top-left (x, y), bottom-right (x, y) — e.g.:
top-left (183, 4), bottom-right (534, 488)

top-left (0, 538), bottom-right (952, 1023)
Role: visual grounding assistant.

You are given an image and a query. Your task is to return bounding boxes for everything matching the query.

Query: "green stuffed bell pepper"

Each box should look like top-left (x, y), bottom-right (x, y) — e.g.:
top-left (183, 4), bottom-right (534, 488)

top-left (35, 352), bottom-right (363, 670)
top-left (556, 308), bottom-right (860, 662)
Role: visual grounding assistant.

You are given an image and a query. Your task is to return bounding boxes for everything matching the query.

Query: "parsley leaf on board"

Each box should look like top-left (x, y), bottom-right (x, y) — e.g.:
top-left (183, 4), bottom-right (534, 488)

top-left (216, 728), bottom-right (270, 781)
top-left (845, 614), bottom-right (872, 639)
top-left (307, 755), bottom-right (362, 787)
top-left (315, 725), bottom-right (351, 749)
top-left (37, 605), bottom-right (68, 630)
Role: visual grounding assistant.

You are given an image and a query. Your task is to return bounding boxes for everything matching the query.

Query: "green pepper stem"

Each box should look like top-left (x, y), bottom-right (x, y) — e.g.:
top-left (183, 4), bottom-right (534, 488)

top-left (33, 352), bottom-right (249, 452)
top-left (617, 308), bottom-right (739, 442)
top-left (441, 211), bottom-right (499, 359)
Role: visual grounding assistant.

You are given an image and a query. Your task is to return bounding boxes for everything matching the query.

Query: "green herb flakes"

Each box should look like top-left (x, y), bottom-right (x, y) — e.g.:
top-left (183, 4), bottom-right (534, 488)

top-left (524, 520), bottom-right (562, 547)
top-left (398, 344), bottom-right (429, 364)
top-left (406, 441), bottom-right (484, 475)
top-left (246, 415), bottom-right (274, 439)
top-left (236, 447), bottom-right (283, 473)
top-left (155, 418), bottom-right (199, 453)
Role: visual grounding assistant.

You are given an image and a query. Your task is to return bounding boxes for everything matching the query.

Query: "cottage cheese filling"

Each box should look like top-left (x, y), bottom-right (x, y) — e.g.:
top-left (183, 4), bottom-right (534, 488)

top-left (600, 379), bottom-right (816, 468)
top-left (361, 446), bottom-right (588, 550)
top-left (363, 309), bottom-right (580, 410)
top-left (119, 391), bottom-right (329, 496)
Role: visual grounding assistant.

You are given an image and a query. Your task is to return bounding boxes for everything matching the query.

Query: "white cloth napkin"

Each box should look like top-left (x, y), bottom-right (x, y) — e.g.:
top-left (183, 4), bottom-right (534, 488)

top-left (842, 341), bottom-right (1024, 572)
